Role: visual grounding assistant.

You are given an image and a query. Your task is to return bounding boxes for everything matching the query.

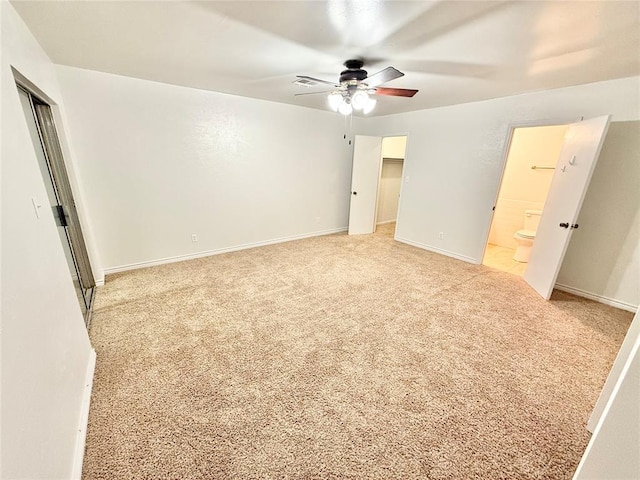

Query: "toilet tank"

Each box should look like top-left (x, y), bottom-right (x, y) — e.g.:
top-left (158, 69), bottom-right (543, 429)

top-left (524, 209), bottom-right (542, 231)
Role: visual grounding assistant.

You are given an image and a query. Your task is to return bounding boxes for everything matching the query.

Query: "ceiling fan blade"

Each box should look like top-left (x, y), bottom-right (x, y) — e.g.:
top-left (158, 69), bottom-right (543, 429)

top-left (295, 75), bottom-right (339, 87)
top-left (294, 90), bottom-right (335, 96)
top-left (374, 87), bottom-right (419, 97)
top-left (365, 67), bottom-right (404, 87)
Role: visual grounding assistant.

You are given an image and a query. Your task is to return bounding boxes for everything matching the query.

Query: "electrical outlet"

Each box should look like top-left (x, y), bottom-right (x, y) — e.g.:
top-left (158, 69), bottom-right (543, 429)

top-left (191, 234), bottom-right (198, 243)
top-left (438, 232), bottom-right (444, 239)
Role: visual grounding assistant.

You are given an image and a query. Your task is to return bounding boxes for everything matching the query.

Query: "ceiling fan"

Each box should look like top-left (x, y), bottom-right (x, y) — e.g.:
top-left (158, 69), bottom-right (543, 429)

top-left (294, 59), bottom-right (419, 115)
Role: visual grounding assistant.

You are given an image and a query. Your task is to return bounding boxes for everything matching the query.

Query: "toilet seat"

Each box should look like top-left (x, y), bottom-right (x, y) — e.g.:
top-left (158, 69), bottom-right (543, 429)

top-left (515, 229), bottom-right (536, 239)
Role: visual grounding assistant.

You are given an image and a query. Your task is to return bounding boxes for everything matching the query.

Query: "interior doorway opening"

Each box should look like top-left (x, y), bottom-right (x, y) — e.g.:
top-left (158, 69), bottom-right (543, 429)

top-left (348, 134), bottom-right (407, 237)
top-left (483, 124), bottom-right (568, 276)
top-left (375, 136), bottom-right (406, 236)
top-left (17, 83), bottom-right (96, 323)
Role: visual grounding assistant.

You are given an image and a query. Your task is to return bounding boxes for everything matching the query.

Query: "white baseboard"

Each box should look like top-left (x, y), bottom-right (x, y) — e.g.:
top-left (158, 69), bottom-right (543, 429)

top-left (103, 227), bottom-right (348, 275)
top-left (94, 278), bottom-right (104, 287)
top-left (376, 220), bottom-right (396, 225)
top-left (71, 349), bottom-right (96, 480)
top-left (554, 283), bottom-right (638, 313)
top-left (394, 236), bottom-right (477, 264)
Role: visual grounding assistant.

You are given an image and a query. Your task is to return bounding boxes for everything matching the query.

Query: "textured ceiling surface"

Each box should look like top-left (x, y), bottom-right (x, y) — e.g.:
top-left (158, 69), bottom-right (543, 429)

top-left (11, 0), bottom-right (640, 116)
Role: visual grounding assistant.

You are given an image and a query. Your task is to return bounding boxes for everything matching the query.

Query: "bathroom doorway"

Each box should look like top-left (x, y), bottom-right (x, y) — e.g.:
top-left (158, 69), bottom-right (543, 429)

top-left (483, 124), bottom-right (568, 276)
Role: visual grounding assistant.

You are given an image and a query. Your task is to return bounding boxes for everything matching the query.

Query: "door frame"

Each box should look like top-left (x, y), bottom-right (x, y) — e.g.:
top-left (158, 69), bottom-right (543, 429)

top-left (373, 133), bottom-right (409, 234)
top-left (13, 67), bottom-right (100, 279)
top-left (348, 133), bottom-right (410, 236)
top-left (380, 134), bottom-right (409, 239)
top-left (480, 118), bottom-right (576, 265)
top-left (14, 70), bottom-right (99, 324)
top-left (375, 157), bottom-right (404, 227)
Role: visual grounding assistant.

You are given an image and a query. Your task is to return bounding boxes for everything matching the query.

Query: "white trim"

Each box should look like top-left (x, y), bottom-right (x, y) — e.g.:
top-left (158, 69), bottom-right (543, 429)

top-left (573, 334), bottom-right (640, 479)
top-left (103, 227), bottom-right (348, 275)
top-left (376, 219), bottom-right (397, 226)
top-left (587, 309), bottom-right (640, 433)
top-left (94, 278), bottom-right (105, 287)
top-left (395, 236), bottom-right (477, 264)
top-left (71, 349), bottom-right (96, 480)
top-left (555, 283), bottom-right (638, 313)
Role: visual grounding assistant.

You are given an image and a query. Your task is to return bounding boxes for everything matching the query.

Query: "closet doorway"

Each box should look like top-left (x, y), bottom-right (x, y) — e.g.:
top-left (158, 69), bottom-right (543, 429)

top-left (17, 83), bottom-right (96, 322)
top-left (348, 135), bottom-right (407, 236)
top-left (375, 137), bottom-right (406, 234)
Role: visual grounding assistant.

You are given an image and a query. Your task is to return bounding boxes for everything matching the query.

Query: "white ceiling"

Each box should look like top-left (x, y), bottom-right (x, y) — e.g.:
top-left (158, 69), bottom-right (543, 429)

top-left (11, 0), bottom-right (640, 117)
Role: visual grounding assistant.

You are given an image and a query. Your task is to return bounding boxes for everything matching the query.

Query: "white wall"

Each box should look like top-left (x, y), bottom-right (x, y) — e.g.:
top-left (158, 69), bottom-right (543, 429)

top-left (364, 76), bottom-right (640, 307)
top-left (3, 3), bottom-right (638, 476)
top-left (573, 309), bottom-right (640, 479)
top-left (55, 66), bottom-right (356, 272)
top-left (588, 308), bottom-right (640, 433)
top-left (1, 2), bottom-right (95, 478)
top-left (556, 121), bottom-right (640, 311)
top-left (488, 125), bottom-right (566, 248)
top-left (381, 135), bottom-right (407, 159)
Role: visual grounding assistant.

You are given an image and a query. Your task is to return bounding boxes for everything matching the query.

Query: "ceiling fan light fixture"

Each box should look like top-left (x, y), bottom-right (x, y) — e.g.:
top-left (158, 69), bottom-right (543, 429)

top-left (338, 99), bottom-right (353, 116)
top-left (297, 60), bottom-right (417, 116)
top-left (351, 90), bottom-right (369, 110)
top-left (363, 97), bottom-right (377, 115)
top-left (328, 92), bottom-right (343, 111)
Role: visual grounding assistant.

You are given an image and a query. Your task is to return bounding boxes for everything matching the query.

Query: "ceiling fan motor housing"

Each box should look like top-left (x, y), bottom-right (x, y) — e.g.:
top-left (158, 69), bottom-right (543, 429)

top-left (340, 59), bottom-right (368, 84)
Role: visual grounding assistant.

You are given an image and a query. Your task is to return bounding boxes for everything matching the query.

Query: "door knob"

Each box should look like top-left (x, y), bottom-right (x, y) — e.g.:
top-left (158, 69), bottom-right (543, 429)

top-left (352, 191), bottom-right (357, 195)
top-left (571, 224), bottom-right (579, 229)
top-left (559, 222), bottom-right (569, 228)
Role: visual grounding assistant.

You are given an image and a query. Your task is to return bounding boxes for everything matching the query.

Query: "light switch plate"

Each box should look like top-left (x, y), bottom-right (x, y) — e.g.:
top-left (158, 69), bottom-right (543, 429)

top-left (31, 197), bottom-right (42, 219)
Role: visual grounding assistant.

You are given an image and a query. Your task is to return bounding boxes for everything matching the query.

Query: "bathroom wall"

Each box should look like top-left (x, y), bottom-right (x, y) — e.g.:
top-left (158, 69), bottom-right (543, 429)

top-left (488, 125), bottom-right (568, 248)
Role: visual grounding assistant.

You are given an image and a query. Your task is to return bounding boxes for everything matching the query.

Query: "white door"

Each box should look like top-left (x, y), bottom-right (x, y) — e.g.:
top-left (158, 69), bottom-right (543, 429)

top-left (348, 135), bottom-right (382, 235)
top-left (524, 115), bottom-right (611, 299)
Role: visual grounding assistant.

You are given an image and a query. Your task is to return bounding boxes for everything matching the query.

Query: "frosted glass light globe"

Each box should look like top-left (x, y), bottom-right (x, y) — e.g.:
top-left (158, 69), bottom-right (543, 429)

top-left (328, 93), bottom-right (343, 112)
top-left (363, 98), bottom-right (377, 115)
top-left (338, 100), bottom-right (353, 115)
top-left (351, 91), bottom-right (370, 110)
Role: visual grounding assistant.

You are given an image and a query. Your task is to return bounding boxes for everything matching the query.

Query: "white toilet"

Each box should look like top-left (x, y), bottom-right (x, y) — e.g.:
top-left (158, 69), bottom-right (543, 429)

top-left (513, 209), bottom-right (542, 263)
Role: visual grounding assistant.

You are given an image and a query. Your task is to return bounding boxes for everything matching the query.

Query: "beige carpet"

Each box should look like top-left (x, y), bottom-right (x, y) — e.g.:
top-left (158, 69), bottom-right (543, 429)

top-left (84, 223), bottom-right (632, 479)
